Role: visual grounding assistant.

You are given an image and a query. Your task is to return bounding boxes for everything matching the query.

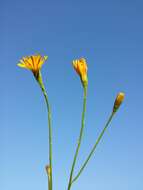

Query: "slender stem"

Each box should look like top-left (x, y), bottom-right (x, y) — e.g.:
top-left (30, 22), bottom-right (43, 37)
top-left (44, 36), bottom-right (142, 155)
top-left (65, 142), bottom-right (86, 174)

top-left (67, 87), bottom-right (87, 190)
top-left (47, 171), bottom-right (50, 190)
top-left (37, 72), bottom-right (53, 190)
top-left (71, 112), bottom-right (115, 185)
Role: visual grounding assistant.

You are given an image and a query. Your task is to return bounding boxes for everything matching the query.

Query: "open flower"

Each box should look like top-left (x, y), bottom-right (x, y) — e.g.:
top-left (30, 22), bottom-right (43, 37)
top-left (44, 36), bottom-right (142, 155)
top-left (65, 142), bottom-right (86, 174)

top-left (113, 92), bottom-right (125, 112)
top-left (18, 54), bottom-right (48, 78)
top-left (72, 58), bottom-right (88, 87)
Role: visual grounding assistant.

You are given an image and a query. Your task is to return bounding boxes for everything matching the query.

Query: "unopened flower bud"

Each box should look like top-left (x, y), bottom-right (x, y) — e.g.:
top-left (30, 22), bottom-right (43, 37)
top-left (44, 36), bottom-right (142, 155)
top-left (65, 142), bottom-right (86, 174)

top-left (113, 92), bottom-right (125, 112)
top-left (72, 58), bottom-right (88, 87)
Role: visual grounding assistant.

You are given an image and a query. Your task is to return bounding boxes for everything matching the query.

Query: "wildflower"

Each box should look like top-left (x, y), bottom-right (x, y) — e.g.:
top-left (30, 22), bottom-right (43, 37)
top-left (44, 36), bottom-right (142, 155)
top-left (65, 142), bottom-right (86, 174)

top-left (72, 58), bottom-right (88, 87)
top-left (18, 54), bottom-right (48, 79)
top-left (113, 92), bottom-right (125, 112)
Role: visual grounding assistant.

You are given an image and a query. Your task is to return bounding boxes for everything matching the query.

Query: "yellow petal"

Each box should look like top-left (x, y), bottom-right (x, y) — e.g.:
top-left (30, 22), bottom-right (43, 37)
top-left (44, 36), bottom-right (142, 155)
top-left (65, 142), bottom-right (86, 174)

top-left (17, 63), bottom-right (27, 68)
top-left (72, 60), bottom-right (79, 74)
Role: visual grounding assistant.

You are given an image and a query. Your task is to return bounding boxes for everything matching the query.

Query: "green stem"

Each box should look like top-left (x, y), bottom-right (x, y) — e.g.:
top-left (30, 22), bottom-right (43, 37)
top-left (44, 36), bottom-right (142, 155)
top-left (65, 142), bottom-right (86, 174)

top-left (71, 112), bottom-right (115, 185)
top-left (67, 87), bottom-right (87, 190)
top-left (37, 72), bottom-right (53, 190)
top-left (48, 172), bottom-right (50, 190)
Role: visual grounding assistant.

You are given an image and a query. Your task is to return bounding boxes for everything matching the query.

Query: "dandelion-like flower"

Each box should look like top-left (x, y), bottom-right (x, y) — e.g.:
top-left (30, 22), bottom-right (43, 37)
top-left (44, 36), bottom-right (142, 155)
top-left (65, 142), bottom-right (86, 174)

top-left (72, 58), bottom-right (88, 87)
top-left (18, 54), bottom-right (53, 189)
top-left (113, 92), bottom-right (125, 112)
top-left (18, 54), bottom-right (48, 79)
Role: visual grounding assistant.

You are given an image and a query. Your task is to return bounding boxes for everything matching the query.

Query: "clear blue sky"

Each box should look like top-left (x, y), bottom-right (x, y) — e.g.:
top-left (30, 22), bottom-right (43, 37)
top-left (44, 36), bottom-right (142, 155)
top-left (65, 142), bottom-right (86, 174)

top-left (1, 0), bottom-right (143, 189)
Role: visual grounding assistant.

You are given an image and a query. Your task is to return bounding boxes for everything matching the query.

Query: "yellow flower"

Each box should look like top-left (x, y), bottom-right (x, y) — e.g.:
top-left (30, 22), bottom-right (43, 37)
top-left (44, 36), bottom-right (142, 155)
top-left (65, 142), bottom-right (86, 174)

top-left (113, 92), bottom-right (125, 112)
top-left (72, 58), bottom-right (88, 87)
top-left (18, 54), bottom-right (48, 78)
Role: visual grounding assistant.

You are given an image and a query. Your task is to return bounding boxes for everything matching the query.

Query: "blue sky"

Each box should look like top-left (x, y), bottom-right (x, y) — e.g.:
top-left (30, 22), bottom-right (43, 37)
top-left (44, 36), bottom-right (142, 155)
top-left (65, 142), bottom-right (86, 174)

top-left (1, 0), bottom-right (143, 189)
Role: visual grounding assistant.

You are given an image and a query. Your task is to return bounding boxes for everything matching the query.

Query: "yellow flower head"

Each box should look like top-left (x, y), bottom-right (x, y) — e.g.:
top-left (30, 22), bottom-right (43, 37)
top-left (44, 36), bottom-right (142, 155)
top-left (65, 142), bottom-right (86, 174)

top-left (72, 58), bottom-right (88, 87)
top-left (113, 92), bottom-right (125, 112)
top-left (18, 54), bottom-right (48, 78)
